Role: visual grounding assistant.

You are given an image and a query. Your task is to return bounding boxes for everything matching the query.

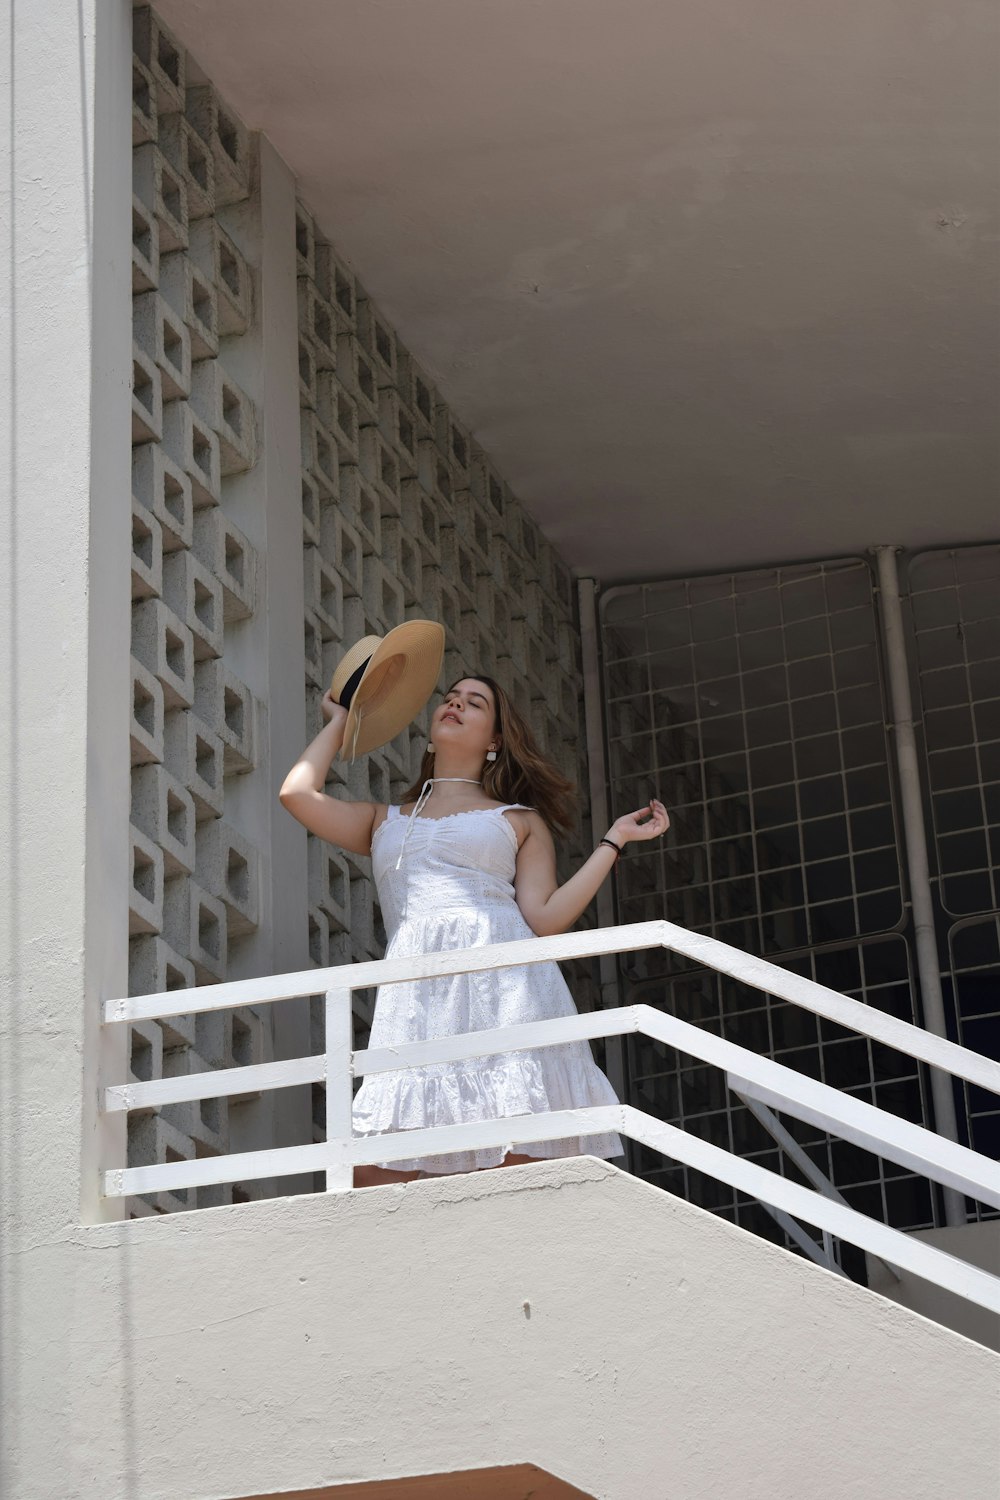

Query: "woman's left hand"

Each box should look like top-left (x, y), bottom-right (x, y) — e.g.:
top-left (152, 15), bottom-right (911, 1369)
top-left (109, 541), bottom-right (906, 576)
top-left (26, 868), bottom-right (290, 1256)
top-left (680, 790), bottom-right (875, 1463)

top-left (607, 799), bottom-right (670, 847)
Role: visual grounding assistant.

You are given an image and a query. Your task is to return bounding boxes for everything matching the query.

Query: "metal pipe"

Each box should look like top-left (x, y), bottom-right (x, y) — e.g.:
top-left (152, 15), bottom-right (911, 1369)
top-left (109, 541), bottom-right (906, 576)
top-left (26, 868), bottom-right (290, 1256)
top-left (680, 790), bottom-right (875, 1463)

top-left (577, 578), bottom-right (629, 1131)
top-left (873, 546), bottom-right (965, 1227)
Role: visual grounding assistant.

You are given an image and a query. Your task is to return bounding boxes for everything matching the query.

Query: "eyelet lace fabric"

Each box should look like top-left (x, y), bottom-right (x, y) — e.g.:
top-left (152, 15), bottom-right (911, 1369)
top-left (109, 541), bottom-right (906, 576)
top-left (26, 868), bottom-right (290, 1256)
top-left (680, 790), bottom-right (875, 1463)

top-left (351, 804), bottom-right (625, 1175)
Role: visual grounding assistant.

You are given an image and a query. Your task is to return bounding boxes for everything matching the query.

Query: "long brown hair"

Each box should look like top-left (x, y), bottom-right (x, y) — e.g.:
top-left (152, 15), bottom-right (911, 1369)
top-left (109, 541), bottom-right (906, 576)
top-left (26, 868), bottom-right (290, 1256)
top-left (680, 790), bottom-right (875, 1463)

top-left (401, 674), bottom-right (577, 835)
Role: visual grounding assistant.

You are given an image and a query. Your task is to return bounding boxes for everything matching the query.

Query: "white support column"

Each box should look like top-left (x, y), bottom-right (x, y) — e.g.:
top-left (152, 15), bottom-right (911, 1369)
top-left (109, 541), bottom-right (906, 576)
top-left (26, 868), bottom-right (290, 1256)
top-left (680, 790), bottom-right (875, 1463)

top-left (1, 1), bottom-right (133, 1234)
top-left (873, 545), bottom-right (965, 1227)
top-left (578, 578), bottom-right (628, 1124)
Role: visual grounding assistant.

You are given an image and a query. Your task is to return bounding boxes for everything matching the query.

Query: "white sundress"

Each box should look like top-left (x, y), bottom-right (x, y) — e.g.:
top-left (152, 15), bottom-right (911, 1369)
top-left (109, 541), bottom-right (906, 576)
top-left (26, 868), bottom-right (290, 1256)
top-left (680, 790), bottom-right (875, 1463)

top-left (351, 800), bottom-right (625, 1175)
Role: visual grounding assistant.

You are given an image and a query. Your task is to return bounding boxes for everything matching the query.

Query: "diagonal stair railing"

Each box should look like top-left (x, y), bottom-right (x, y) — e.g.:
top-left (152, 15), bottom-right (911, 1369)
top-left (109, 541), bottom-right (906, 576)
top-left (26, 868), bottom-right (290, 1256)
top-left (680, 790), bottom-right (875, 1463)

top-left (102, 919), bottom-right (1000, 1315)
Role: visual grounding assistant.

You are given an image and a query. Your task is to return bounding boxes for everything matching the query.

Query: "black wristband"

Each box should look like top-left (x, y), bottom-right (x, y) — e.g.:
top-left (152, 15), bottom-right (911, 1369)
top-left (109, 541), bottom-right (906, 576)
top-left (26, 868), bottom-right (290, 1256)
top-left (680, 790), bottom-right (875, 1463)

top-left (599, 837), bottom-right (622, 860)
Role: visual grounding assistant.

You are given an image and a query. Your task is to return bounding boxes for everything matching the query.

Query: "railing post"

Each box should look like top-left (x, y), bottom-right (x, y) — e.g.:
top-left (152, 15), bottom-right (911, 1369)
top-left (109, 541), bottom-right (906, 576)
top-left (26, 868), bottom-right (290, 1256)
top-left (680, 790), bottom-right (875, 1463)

top-left (578, 577), bottom-right (629, 1149)
top-left (324, 987), bottom-right (354, 1192)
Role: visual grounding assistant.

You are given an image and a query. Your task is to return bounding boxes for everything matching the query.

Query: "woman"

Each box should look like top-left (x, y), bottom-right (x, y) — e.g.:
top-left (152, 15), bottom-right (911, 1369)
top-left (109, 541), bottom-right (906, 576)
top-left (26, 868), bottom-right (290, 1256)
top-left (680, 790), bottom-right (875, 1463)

top-left (279, 673), bottom-right (669, 1187)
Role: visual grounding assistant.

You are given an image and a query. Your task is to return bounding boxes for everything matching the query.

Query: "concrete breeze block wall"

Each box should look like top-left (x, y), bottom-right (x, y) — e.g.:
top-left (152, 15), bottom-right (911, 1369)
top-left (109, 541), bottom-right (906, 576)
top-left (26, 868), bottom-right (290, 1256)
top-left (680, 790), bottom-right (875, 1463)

top-left (129, 6), bottom-right (277, 1215)
top-left (127, 6), bottom-right (601, 1212)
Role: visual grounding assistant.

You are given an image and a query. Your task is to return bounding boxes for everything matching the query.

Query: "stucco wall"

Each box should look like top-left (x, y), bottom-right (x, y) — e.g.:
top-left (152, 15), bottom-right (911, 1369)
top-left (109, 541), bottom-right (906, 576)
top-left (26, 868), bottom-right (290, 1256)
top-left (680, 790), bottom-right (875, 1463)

top-left (5, 1158), bottom-right (999, 1499)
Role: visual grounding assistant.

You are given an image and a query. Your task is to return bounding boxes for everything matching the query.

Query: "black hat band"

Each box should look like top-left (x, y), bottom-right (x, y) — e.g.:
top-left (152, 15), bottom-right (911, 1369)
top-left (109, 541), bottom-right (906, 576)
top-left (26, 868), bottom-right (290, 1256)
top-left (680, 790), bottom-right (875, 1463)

top-left (338, 657), bottom-right (371, 710)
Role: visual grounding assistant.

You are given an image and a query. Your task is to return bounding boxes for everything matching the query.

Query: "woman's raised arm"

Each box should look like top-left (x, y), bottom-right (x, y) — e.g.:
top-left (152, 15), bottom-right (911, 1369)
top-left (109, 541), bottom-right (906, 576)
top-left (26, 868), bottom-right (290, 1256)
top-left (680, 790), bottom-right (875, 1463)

top-left (514, 800), bottom-right (669, 937)
top-left (278, 692), bottom-right (381, 855)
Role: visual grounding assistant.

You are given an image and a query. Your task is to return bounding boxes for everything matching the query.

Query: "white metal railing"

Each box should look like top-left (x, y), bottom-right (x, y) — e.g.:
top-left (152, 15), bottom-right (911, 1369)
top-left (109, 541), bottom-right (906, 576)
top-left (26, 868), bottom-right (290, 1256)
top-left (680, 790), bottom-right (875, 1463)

top-left (101, 918), bottom-right (1000, 1314)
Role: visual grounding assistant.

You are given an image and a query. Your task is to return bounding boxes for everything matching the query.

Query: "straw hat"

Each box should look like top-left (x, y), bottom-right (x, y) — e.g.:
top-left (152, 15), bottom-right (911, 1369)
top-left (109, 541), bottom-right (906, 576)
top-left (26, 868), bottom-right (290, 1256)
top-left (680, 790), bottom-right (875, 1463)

top-left (330, 620), bottom-right (445, 761)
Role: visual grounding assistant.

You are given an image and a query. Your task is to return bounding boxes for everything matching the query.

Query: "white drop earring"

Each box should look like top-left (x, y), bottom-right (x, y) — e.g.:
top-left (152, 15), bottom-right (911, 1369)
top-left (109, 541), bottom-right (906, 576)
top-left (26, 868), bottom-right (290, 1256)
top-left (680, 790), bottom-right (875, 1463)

top-left (486, 748), bottom-right (498, 762)
top-left (427, 742), bottom-right (435, 754)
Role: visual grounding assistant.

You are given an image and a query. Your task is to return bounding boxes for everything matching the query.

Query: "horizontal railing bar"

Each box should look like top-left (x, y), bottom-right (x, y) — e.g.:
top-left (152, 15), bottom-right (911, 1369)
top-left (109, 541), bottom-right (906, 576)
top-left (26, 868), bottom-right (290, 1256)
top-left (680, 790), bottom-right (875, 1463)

top-left (103, 1139), bottom-right (332, 1199)
top-left (104, 1107), bottom-right (620, 1194)
top-left (104, 1055), bottom-right (326, 1113)
top-left (653, 920), bottom-right (1000, 1096)
top-left (356, 1008), bottom-right (635, 1074)
top-left (102, 921), bottom-right (671, 1024)
top-left (622, 1107), bottom-right (1000, 1317)
top-left (102, 1103), bottom-right (1000, 1316)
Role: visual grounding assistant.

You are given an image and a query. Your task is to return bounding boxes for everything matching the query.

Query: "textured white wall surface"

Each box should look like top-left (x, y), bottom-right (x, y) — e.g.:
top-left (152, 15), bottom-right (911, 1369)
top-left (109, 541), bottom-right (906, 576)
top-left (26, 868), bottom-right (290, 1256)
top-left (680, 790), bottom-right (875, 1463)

top-left (5, 1158), bottom-right (1000, 1499)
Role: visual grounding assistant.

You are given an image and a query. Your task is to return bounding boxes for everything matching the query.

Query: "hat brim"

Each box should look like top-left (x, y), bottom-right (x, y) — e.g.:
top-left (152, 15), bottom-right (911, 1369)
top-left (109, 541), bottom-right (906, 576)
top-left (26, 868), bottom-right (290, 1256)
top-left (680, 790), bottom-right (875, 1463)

top-left (339, 620), bottom-right (445, 761)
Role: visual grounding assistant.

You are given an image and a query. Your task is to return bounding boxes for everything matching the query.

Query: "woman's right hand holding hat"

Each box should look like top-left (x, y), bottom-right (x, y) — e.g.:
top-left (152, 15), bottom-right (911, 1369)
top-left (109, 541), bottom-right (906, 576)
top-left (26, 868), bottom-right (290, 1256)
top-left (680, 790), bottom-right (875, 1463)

top-left (320, 688), bottom-right (349, 727)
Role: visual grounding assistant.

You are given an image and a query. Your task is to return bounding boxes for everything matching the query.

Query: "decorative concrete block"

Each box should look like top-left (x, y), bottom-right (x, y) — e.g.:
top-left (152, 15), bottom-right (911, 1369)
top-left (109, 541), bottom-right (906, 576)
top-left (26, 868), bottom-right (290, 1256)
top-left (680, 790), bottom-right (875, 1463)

top-left (131, 496), bottom-right (162, 602)
top-left (196, 820), bottom-right (260, 937)
top-left (189, 362), bottom-right (257, 475)
top-left (128, 1113), bottom-right (195, 1215)
top-left (131, 597), bottom-right (195, 710)
top-left (162, 549), bottom-right (224, 661)
top-left (185, 85), bottom-right (251, 207)
top-left (132, 440), bottom-right (192, 552)
top-left (308, 840), bottom-right (350, 933)
top-left (132, 290), bottom-right (191, 402)
top-left (377, 387), bottom-right (417, 476)
top-left (130, 657), bottom-right (165, 767)
top-left (131, 57), bottom-right (157, 148)
top-left (307, 906), bottom-right (330, 969)
top-left (416, 438), bottom-right (454, 504)
top-left (193, 659), bottom-right (256, 773)
top-left (189, 220), bottom-right (252, 337)
top-left (320, 508), bottom-right (363, 599)
top-left (131, 346), bottom-right (162, 445)
top-left (132, 195), bottom-right (159, 294)
top-left (339, 467), bottom-right (381, 556)
top-left (297, 281), bottom-right (338, 370)
top-left (300, 410), bottom-right (339, 499)
top-left (192, 509), bottom-right (256, 621)
top-left (127, 1017), bottom-right (163, 1105)
top-left (132, 143), bottom-right (188, 255)
top-left (470, 450), bottom-right (508, 522)
top-left (158, 112), bottom-right (215, 222)
top-left (164, 708), bottom-right (225, 822)
top-left (303, 608), bottom-right (323, 688)
top-left (315, 241), bottom-right (356, 328)
top-left (161, 398), bottom-right (221, 507)
top-left (358, 427), bottom-right (401, 514)
top-left (298, 333), bottom-right (318, 411)
top-left (131, 762), bottom-right (197, 877)
top-left (437, 523), bottom-right (479, 609)
top-left (435, 405), bottom-right (471, 484)
top-left (316, 370), bottom-right (359, 463)
top-left (363, 558), bottom-right (404, 632)
top-left (294, 203), bottom-right (316, 281)
top-left (229, 1008), bottom-right (267, 1102)
top-left (129, 824), bottom-right (164, 936)
top-left (404, 358), bottom-right (437, 441)
top-left (158, 250), bottom-right (219, 361)
top-left (301, 474), bottom-right (320, 548)
top-left (336, 332), bottom-right (379, 424)
top-left (453, 490), bottom-right (495, 574)
top-left (164, 875), bottom-right (228, 984)
top-left (304, 547), bottom-right (344, 642)
top-left (132, 7), bottom-right (185, 115)
top-left (355, 296), bottom-right (396, 383)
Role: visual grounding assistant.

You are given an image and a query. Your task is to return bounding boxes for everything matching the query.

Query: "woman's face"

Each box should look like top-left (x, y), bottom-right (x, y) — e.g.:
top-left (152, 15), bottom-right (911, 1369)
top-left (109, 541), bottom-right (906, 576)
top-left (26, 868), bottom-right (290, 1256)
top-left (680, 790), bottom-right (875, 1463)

top-left (431, 678), bottom-right (499, 758)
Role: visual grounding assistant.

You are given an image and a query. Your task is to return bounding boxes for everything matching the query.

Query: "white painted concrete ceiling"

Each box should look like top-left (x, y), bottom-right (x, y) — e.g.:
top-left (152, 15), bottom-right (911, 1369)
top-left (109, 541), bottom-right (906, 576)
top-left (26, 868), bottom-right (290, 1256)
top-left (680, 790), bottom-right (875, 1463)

top-left (159, 0), bottom-right (1000, 583)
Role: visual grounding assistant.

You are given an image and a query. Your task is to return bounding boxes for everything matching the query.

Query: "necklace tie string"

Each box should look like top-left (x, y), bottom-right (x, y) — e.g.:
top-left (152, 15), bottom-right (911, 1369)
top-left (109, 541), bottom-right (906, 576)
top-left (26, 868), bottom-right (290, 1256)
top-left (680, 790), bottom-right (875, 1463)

top-left (393, 777), bottom-right (482, 870)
